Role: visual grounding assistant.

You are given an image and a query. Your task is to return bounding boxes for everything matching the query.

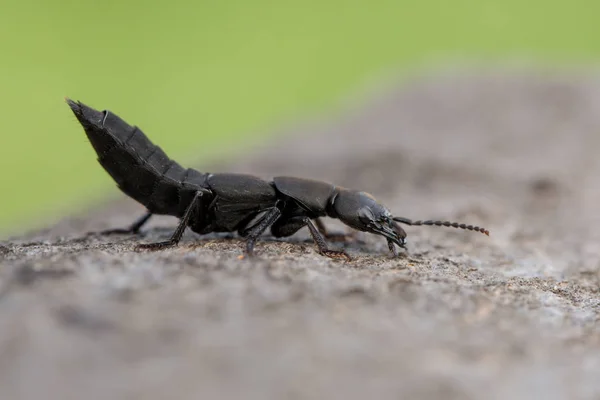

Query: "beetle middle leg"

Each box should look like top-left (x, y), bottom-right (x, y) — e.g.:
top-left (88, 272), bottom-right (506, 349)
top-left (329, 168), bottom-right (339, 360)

top-left (242, 207), bottom-right (282, 257)
top-left (137, 190), bottom-right (208, 251)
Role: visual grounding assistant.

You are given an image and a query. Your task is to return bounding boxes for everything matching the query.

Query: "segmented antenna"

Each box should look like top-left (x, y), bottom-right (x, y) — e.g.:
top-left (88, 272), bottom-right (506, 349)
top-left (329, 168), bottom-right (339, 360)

top-left (393, 217), bottom-right (489, 236)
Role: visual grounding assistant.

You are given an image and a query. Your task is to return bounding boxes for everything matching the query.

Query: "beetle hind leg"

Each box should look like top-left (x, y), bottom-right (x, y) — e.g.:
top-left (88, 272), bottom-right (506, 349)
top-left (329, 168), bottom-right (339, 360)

top-left (98, 211), bottom-right (153, 236)
top-left (137, 190), bottom-right (207, 251)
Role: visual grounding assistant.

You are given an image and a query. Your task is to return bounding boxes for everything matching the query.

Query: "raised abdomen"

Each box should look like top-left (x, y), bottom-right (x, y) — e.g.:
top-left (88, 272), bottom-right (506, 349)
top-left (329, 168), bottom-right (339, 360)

top-left (67, 99), bottom-right (208, 217)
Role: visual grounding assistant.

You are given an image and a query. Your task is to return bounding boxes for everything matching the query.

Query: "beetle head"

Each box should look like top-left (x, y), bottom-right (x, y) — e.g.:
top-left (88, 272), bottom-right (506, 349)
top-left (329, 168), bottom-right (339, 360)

top-left (332, 190), bottom-right (407, 250)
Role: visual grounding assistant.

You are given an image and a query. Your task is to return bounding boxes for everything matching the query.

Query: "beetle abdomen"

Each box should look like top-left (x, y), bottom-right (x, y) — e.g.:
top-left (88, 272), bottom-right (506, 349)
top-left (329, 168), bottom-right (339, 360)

top-left (67, 99), bottom-right (201, 216)
top-left (273, 176), bottom-right (337, 215)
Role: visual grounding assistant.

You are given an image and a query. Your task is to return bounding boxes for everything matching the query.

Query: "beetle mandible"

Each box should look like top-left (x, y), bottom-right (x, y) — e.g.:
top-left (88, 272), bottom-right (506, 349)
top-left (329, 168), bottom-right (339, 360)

top-left (66, 99), bottom-right (489, 260)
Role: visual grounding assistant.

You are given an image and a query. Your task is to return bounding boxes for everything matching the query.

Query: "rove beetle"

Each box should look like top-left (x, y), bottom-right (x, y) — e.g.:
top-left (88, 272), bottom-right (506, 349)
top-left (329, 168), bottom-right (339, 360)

top-left (66, 99), bottom-right (489, 260)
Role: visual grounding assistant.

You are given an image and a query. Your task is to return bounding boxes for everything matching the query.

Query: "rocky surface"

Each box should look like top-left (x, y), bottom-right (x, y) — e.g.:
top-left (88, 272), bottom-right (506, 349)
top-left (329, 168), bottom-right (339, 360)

top-left (2, 69), bottom-right (600, 399)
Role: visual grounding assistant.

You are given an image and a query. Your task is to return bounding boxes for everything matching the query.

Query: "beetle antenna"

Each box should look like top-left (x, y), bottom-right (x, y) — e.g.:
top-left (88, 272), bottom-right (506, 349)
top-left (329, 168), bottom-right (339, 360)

top-left (393, 217), bottom-right (489, 236)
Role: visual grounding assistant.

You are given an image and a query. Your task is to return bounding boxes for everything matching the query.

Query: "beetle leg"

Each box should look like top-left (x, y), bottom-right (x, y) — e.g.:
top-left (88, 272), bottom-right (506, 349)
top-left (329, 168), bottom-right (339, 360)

top-left (314, 218), bottom-right (362, 243)
top-left (98, 211), bottom-right (153, 235)
top-left (387, 238), bottom-right (399, 257)
top-left (137, 190), bottom-right (207, 250)
top-left (270, 216), bottom-right (306, 238)
top-left (304, 218), bottom-right (351, 261)
top-left (244, 207), bottom-right (282, 257)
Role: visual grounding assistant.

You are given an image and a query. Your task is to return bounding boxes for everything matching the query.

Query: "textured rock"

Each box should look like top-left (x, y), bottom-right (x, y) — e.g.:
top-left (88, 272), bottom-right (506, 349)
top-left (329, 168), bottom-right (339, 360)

top-left (2, 69), bottom-right (600, 400)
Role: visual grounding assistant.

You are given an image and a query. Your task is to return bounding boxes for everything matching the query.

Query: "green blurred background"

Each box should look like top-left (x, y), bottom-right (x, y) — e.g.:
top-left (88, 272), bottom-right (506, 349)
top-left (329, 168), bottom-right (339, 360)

top-left (1, 0), bottom-right (599, 236)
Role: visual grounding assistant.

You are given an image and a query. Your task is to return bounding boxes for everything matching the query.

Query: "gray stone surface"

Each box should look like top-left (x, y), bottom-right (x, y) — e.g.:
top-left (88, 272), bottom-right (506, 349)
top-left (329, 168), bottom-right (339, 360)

top-left (2, 69), bottom-right (600, 399)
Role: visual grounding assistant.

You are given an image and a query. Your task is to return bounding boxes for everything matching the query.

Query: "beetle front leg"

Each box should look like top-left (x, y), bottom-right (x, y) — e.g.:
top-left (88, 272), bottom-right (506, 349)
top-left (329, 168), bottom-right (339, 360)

top-left (304, 218), bottom-right (351, 261)
top-left (314, 218), bottom-right (363, 244)
top-left (387, 238), bottom-right (399, 257)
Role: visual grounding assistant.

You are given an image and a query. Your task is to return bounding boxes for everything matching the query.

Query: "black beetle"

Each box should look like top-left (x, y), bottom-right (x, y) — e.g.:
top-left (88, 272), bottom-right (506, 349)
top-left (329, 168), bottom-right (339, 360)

top-left (66, 99), bottom-right (489, 260)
